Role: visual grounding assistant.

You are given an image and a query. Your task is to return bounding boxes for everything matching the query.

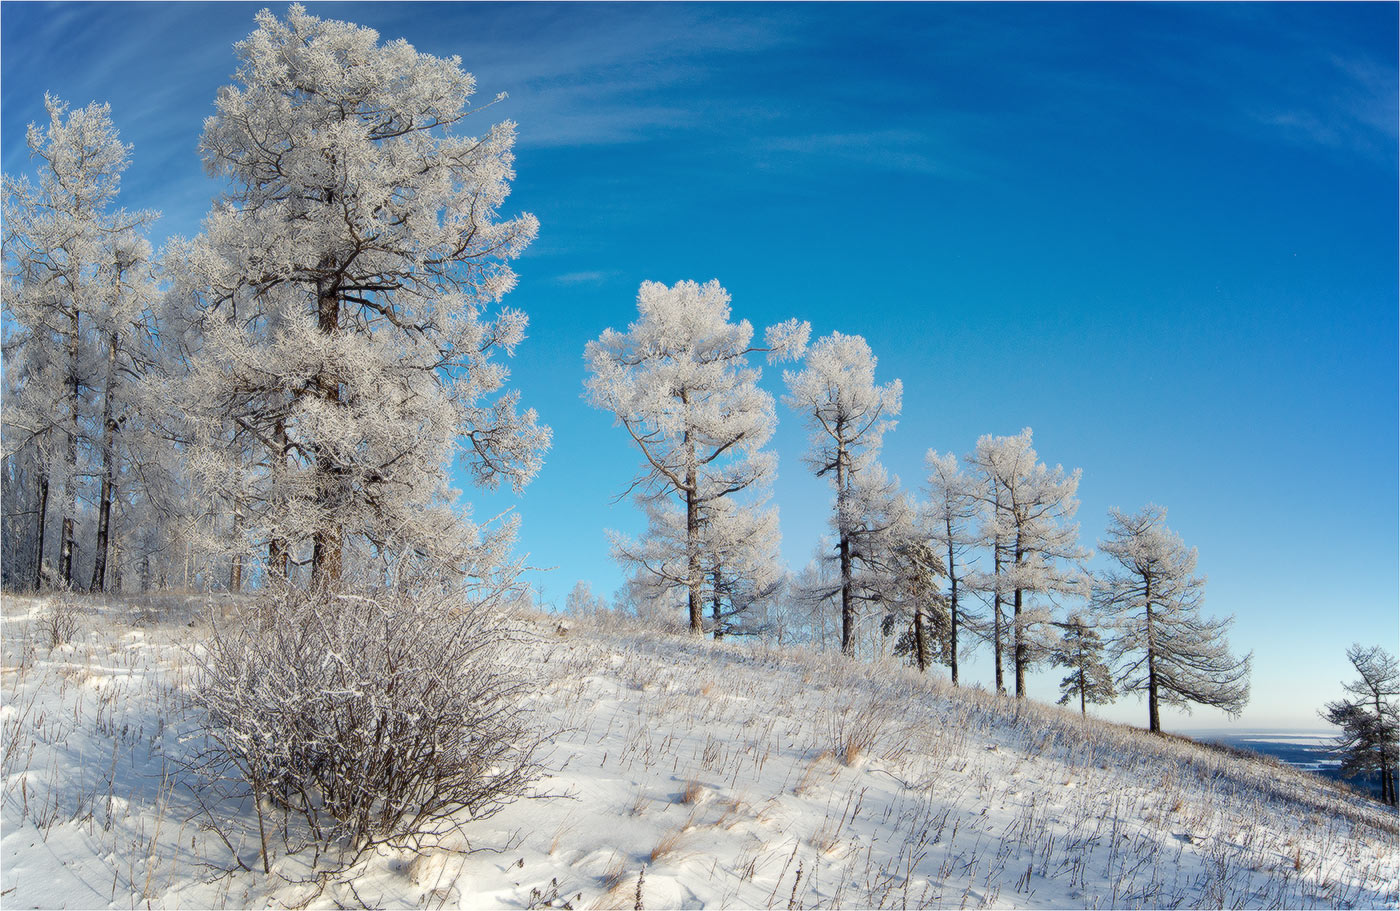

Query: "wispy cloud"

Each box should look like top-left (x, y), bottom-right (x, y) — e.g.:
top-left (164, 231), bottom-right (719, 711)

top-left (755, 128), bottom-right (979, 180)
top-left (552, 270), bottom-right (618, 286)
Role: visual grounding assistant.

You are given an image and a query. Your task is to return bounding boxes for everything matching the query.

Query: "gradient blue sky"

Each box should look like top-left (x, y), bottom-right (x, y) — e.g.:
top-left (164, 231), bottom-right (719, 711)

top-left (4, 2), bottom-right (1395, 731)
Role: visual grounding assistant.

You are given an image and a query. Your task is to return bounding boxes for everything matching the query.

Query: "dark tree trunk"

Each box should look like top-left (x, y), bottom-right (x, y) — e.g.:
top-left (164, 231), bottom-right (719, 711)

top-left (945, 519), bottom-right (959, 687)
top-left (310, 269), bottom-right (343, 589)
top-left (1013, 586), bottom-right (1025, 699)
top-left (33, 473), bottom-right (49, 591)
top-left (685, 463), bottom-right (702, 635)
top-left (91, 331), bottom-right (119, 592)
top-left (1079, 664), bottom-right (1087, 716)
top-left (1145, 578), bottom-right (1160, 733)
top-left (60, 308), bottom-right (80, 589)
top-left (835, 440), bottom-right (854, 658)
top-left (913, 604), bottom-right (928, 672)
top-left (1013, 536), bottom-right (1025, 699)
top-left (993, 540), bottom-right (1004, 694)
top-left (710, 580), bottom-right (724, 640)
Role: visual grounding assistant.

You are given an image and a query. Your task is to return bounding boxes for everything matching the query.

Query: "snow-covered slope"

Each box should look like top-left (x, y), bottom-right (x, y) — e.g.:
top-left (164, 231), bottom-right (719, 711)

top-left (2, 595), bottom-right (1396, 909)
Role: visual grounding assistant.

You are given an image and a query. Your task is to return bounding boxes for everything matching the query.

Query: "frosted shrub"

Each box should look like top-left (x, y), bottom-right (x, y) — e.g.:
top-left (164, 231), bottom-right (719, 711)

top-left (195, 583), bottom-right (542, 867)
top-left (42, 596), bottom-right (80, 648)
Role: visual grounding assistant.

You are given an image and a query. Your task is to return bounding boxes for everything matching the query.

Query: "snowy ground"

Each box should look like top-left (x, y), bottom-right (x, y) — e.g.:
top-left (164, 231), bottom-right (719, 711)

top-left (2, 594), bottom-right (1396, 909)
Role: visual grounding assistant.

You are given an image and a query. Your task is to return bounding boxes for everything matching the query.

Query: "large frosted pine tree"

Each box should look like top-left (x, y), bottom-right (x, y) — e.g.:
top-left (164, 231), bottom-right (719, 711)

top-left (161, 5), bottom-right (547, 589)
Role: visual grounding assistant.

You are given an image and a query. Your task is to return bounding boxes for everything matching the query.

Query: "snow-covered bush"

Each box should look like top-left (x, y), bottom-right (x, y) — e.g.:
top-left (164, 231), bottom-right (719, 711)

top-left (195, 582), bottom-right (543, 868)
top-left (41, 596), bottom-right (79, 648)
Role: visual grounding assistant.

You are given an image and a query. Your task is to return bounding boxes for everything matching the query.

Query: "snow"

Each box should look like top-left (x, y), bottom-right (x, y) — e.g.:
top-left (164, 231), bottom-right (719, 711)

top-left (3, 594), bottom-right (1396, 909)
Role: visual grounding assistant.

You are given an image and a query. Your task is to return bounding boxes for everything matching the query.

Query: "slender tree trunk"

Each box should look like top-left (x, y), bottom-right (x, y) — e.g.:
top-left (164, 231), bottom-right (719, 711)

top-left (33, 472), bottom-right (49, 591)
top-left (229, 498), bottom-right (244, 592)
top-left (1145, 577), bottom-right (1159, 733)
top-left (1013, 536), bottom-right (1026, 699)
top-left (59, 306), bottom-right (81, 589)
top-left (110, 519), bottom-right (122, 593)
top-left (685, 463), bottom-right (702, 635)
top-left (993, 538), bottom-right (1004, 694)
top-left (710, 576), bottom-right (723, 640)
top-left (310, 268), bottom-right (342, 589)
top-left (268, 419), bottom-right (289, 580)
top-left (913, 604), bottom-right (928, 672)
top-left (945, 519), bottom-right (959, 686)
top-left (1079, 664), bottom-right (1087, 716)
top-left (91, 331), bottom-right (119, 592)
top-left (835, 442), bottom-right (854, 658)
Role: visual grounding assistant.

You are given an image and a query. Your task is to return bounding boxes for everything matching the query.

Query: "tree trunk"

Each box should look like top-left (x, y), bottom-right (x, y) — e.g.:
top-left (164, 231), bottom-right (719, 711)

top-left (710, 578), bottom-right (723, 640)
top-left (685, 463), bottom-right (702, 635)
top-left (1013, 536), bottom-right (1025, 699)
top-left (1079, 664), bottom-right (1087, 716)
top-left (835, 438), bottom-right (854, 658)
top-left (60, 307), bottom-right (80, 589)
top-left (268, 419), bottom-right (289, 580)
top-left (1145, 578), bottom-right (1160, 733)
top-left (91, 331), bottom-right (119, 592)
top-left (993, 539), bottom-right (1004, 694)
top-left (913, 604), bottom-right (928, 672)
top-left (945, 520), bottom-right (959, 687)
top-left (33, 473), bottom-right (49, 591)
top-left (229, 479), bottom-right (243, 590)
top-left (110, 520), bottom-right (122, 593)
top-left (310, 268), bottom-right (343, 589)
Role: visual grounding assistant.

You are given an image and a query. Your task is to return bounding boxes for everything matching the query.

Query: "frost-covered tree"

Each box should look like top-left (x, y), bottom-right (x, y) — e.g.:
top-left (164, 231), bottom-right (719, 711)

top-left (1098, 505), bottom-right (1250, 733)
top-left (1053, 610), bottom-right (1116, 716)
top-left (924, 450), bottom-right (978, 686)
top-left (586, 279), bottom-right (807, 634)
top-left (967, 429), bottom-right (1087, 698)
top-left (887, 539), bottom-right (948, 673)
top-left (161, 6), bottom-right (546, 589)
top-left (2, 94), bottom-right (156, 590)
top-left (565, 580), bottom-right (609, 619)
top-left (698, 494), bottom-right (785, 638)
top-left (1321, 644), bottom-right (1398, 806)
top-left (784, 332), bottom-right (903, 657)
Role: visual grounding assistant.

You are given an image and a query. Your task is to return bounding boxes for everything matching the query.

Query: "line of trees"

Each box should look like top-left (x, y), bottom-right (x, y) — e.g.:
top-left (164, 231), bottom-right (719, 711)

top-left (4, 5), bottom-right (1255, 738)
top-left (587, 309), bottom-right (1253, 731)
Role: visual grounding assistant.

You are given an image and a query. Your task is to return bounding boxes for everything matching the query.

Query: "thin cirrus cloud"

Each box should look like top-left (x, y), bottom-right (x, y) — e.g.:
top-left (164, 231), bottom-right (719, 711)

top-left (551, 270), bottom-right (619, 287)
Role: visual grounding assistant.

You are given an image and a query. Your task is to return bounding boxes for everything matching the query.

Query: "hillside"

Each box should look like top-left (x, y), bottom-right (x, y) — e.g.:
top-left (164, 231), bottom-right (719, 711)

top-left (2, 594), bottom-right (1396, 909)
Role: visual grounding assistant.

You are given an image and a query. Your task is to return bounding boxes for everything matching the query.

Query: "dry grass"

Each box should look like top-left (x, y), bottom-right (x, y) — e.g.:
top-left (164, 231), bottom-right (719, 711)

top-left (794, 750), bottom-right (835, 797)
top-left (679, 778), bottom-right (705, 805)
top-left (649, 813), bottom-right (696, 864)
top-left (830, 695), bottom-right (892, 766)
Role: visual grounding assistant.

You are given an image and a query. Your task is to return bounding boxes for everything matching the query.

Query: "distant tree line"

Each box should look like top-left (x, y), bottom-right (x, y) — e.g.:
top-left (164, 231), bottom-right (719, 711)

top-left (584, 285), bottom-right (1252, 734)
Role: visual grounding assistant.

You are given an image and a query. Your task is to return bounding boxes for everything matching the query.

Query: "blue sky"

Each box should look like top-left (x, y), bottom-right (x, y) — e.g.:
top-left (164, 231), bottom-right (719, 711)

top-left (4, 2), bottom-right (1395, 731)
